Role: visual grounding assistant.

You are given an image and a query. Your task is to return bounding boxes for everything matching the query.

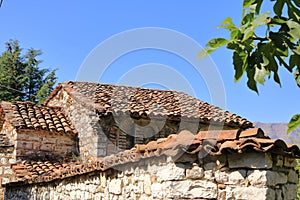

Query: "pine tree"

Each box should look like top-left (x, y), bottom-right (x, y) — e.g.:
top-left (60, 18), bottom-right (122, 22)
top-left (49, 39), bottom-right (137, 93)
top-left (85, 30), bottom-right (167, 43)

top-left (0, 39), bottom-right (57, 103)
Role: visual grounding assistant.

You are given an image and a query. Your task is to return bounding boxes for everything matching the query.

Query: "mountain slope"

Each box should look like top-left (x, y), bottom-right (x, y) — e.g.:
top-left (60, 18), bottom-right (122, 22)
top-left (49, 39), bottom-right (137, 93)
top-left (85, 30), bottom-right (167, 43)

top-left (255, 122), bottom-right (300, 144)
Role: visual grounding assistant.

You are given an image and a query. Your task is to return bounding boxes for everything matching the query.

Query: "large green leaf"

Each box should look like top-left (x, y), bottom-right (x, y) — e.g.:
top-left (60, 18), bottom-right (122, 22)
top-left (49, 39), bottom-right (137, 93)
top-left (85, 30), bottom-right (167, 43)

top-left (273, 0), bottom-right (285, 16)
top-left (288, 114), bottom-right (300, 133)
top-left (206, 38), bottom-right (228, 48)
top-left (254, 0), bottom-right (263, 14)
top-left (289, 54), bottom-right (300, 69)
top-left (246, 67), bottom-right (258, 93)
top-left (233, 51), bottom-right (247, 82)
top-left (252, 12), bottom-right (270, 27)
top-left (287, 21), bottom-right (300, 39)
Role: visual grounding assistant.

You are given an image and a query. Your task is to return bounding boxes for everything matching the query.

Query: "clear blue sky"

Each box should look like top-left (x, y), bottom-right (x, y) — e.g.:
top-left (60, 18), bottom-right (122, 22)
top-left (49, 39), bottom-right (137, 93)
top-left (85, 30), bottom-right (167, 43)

top-left (0, 1), bottom-right (299, 123)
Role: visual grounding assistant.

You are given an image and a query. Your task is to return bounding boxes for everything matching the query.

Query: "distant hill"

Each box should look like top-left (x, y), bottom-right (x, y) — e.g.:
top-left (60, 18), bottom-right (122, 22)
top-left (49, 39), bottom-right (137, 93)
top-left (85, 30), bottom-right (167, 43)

top-left (255, 122), bottom-right (300, 145)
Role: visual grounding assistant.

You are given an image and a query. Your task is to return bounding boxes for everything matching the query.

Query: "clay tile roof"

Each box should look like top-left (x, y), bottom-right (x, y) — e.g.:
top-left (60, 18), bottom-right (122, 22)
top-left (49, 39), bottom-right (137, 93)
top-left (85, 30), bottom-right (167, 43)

top-left (0, 101), bottom-right (76, 134)
top-left (134, 128), bottom-right (300, 158)
top-left (5, 128), bottom-right (300, 186)
top-left (45, 81), bottom-right (253, 129)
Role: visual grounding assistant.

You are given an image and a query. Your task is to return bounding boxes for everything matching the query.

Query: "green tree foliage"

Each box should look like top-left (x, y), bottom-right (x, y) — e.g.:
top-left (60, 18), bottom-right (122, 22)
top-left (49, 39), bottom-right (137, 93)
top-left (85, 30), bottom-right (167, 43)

top-left (0, 40), bottom-right (57, 104)
top-left (199, 0), bottom-right (300, 132)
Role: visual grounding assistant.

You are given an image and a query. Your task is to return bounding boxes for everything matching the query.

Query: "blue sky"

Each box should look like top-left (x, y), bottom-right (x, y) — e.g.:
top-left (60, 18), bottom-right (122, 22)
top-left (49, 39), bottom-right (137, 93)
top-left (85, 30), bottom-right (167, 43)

top-left (0, 1), bottom-right (299, 123)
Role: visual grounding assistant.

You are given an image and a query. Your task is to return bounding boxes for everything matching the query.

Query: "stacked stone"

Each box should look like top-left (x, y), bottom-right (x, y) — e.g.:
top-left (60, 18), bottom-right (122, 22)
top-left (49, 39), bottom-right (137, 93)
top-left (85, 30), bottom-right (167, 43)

top-left (5, 152), bottom-right (299, 200)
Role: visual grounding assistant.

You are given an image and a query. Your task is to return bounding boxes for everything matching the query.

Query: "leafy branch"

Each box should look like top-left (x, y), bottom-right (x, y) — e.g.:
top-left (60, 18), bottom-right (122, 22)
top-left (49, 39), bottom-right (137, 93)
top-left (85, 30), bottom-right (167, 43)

top-left (199, 0), bottom-right (300, 133)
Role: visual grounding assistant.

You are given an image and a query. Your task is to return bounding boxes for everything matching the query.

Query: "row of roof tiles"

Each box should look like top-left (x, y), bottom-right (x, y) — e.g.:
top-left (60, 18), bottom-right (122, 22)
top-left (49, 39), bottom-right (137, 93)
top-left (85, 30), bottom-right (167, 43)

top-left (46, 81), bottom-right (253, 129)
top-left (0, 101), bottom-right (76, 134)
top-left (7, 128), bottom-right (300, 185)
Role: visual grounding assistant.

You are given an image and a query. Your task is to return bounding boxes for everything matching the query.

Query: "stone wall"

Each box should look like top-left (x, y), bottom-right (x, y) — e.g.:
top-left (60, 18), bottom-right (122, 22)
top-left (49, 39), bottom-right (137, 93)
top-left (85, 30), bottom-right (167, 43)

top-left (0, 121), bottom-right (17, 199)
top-left (14, 129), bottom-right (77, 159)
top-left (4, 152), bottom-right (299, 200)
top-left (46, 89), bottom-right (110, 160)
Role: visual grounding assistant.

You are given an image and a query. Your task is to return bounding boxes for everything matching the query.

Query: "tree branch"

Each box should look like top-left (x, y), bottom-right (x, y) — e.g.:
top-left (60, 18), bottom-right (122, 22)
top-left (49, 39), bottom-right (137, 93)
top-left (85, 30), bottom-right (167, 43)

top-left (251, 36), bottom-right (270, 42)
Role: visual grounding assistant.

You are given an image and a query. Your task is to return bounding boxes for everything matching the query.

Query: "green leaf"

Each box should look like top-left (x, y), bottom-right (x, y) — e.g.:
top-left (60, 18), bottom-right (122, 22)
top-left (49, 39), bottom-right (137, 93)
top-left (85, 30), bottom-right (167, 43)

top-left (270, 17), bottom-right (287, 25)
top-left (287, 21), bottom-right (300, 39)
top-left (276, 54), bottom-right (292, 71)
top-left (252, 12), bottom-right (270, 27)
top-left (295, 68), bottom-right (300, 87)
top-left (246, 67), bottom-right (259, 93)
top-left (241, 13), bottom-right (254, 26)
top-left (287, 3), bottom-right (300, 21)
top-left (288, 114), bottom-right (300, 133)
top-left (273, 0), bottom-right (285, 16)
top-left (243, 0), bottom-right (255, 8)
top-left (289, 54), bottom-right (300, 69)
top-left (254, 66), bottom-right (269, 85)
top-left (230, 29), bottom-right (242, 40)
top-left (206, 38), bottom-right (228, 48)
top-left (233, 51), bottom-right (246, 82)
top-left (293, 44), bottom-right (300, 55)
top-left (254, 0), bottom-right (263, 14)
top-left (198, 48), bottom-right (216, 59)
top-left (243, 28), bottom-right (254, 41)
top-left (218, 17), bottom-right (236, 31)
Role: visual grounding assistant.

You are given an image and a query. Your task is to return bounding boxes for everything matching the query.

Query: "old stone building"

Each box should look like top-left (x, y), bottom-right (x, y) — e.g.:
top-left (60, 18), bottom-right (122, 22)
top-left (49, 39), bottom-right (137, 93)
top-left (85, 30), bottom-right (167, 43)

top-left (0, 81), bottom-right (299, 200)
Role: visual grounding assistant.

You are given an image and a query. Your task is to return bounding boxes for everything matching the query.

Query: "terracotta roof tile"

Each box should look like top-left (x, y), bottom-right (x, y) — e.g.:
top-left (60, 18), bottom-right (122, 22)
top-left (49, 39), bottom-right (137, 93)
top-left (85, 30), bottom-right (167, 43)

top-left (45, 81), bottom-right (253, 129)
top-left (5, 128), bottom-right (300, 186)
top-left (0, 101), bottom-right (76, 134)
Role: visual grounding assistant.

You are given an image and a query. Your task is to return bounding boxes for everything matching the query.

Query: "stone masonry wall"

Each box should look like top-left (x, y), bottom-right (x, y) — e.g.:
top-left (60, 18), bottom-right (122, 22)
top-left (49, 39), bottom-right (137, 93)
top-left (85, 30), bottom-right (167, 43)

top-left (0, 121), bottom-right (16, 199)
top-left (4, 152), bottom-right (299, 200)
top-left (46, 89), bottom-right (109, 160)
top-left (14, 129), bottom-right (77, 159)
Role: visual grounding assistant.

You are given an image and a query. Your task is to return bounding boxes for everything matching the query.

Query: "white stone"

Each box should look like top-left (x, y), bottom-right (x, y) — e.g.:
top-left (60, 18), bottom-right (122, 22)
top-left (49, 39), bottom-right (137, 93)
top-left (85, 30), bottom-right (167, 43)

top-left (248, 170), bottom-right (287, 187)
top-left (215, 170), bottom-right (229, 183)
top-left (186, 165), bottom-right (204, 179)
top-left (2, 177), bottom-right (9, 184)
top-left (133, 182), bottom-right (144, 194)
top-left (108, 179), bottom-right (122, 195)
top-left (204, 170), bottom-right (214, 180)
top-left (163, 180), bottom-right (217, 199)
top-left (143, 174), bottom-right (152, 195)
top-left (88, 184), bottom-right (97, 193)
top-left (189, 180), bottom-right (218, 199)
top-left (228, 170), bottom-right (246, 185)
top-left (65, 184), bottom-right (71, 191)
top-left (151, 183), bottom-right (163, 199)
top-left (157, 163), bottom-right (185, 181)
top-left (232, 186), bottom-right (275, 200)
top-left (70, 190), bottom-right (76, 199)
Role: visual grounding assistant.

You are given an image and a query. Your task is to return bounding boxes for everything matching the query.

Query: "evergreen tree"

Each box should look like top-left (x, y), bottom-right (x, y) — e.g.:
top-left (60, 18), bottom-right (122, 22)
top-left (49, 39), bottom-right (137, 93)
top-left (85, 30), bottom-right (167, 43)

top-left (0, 39), bottom-right (57, 103)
